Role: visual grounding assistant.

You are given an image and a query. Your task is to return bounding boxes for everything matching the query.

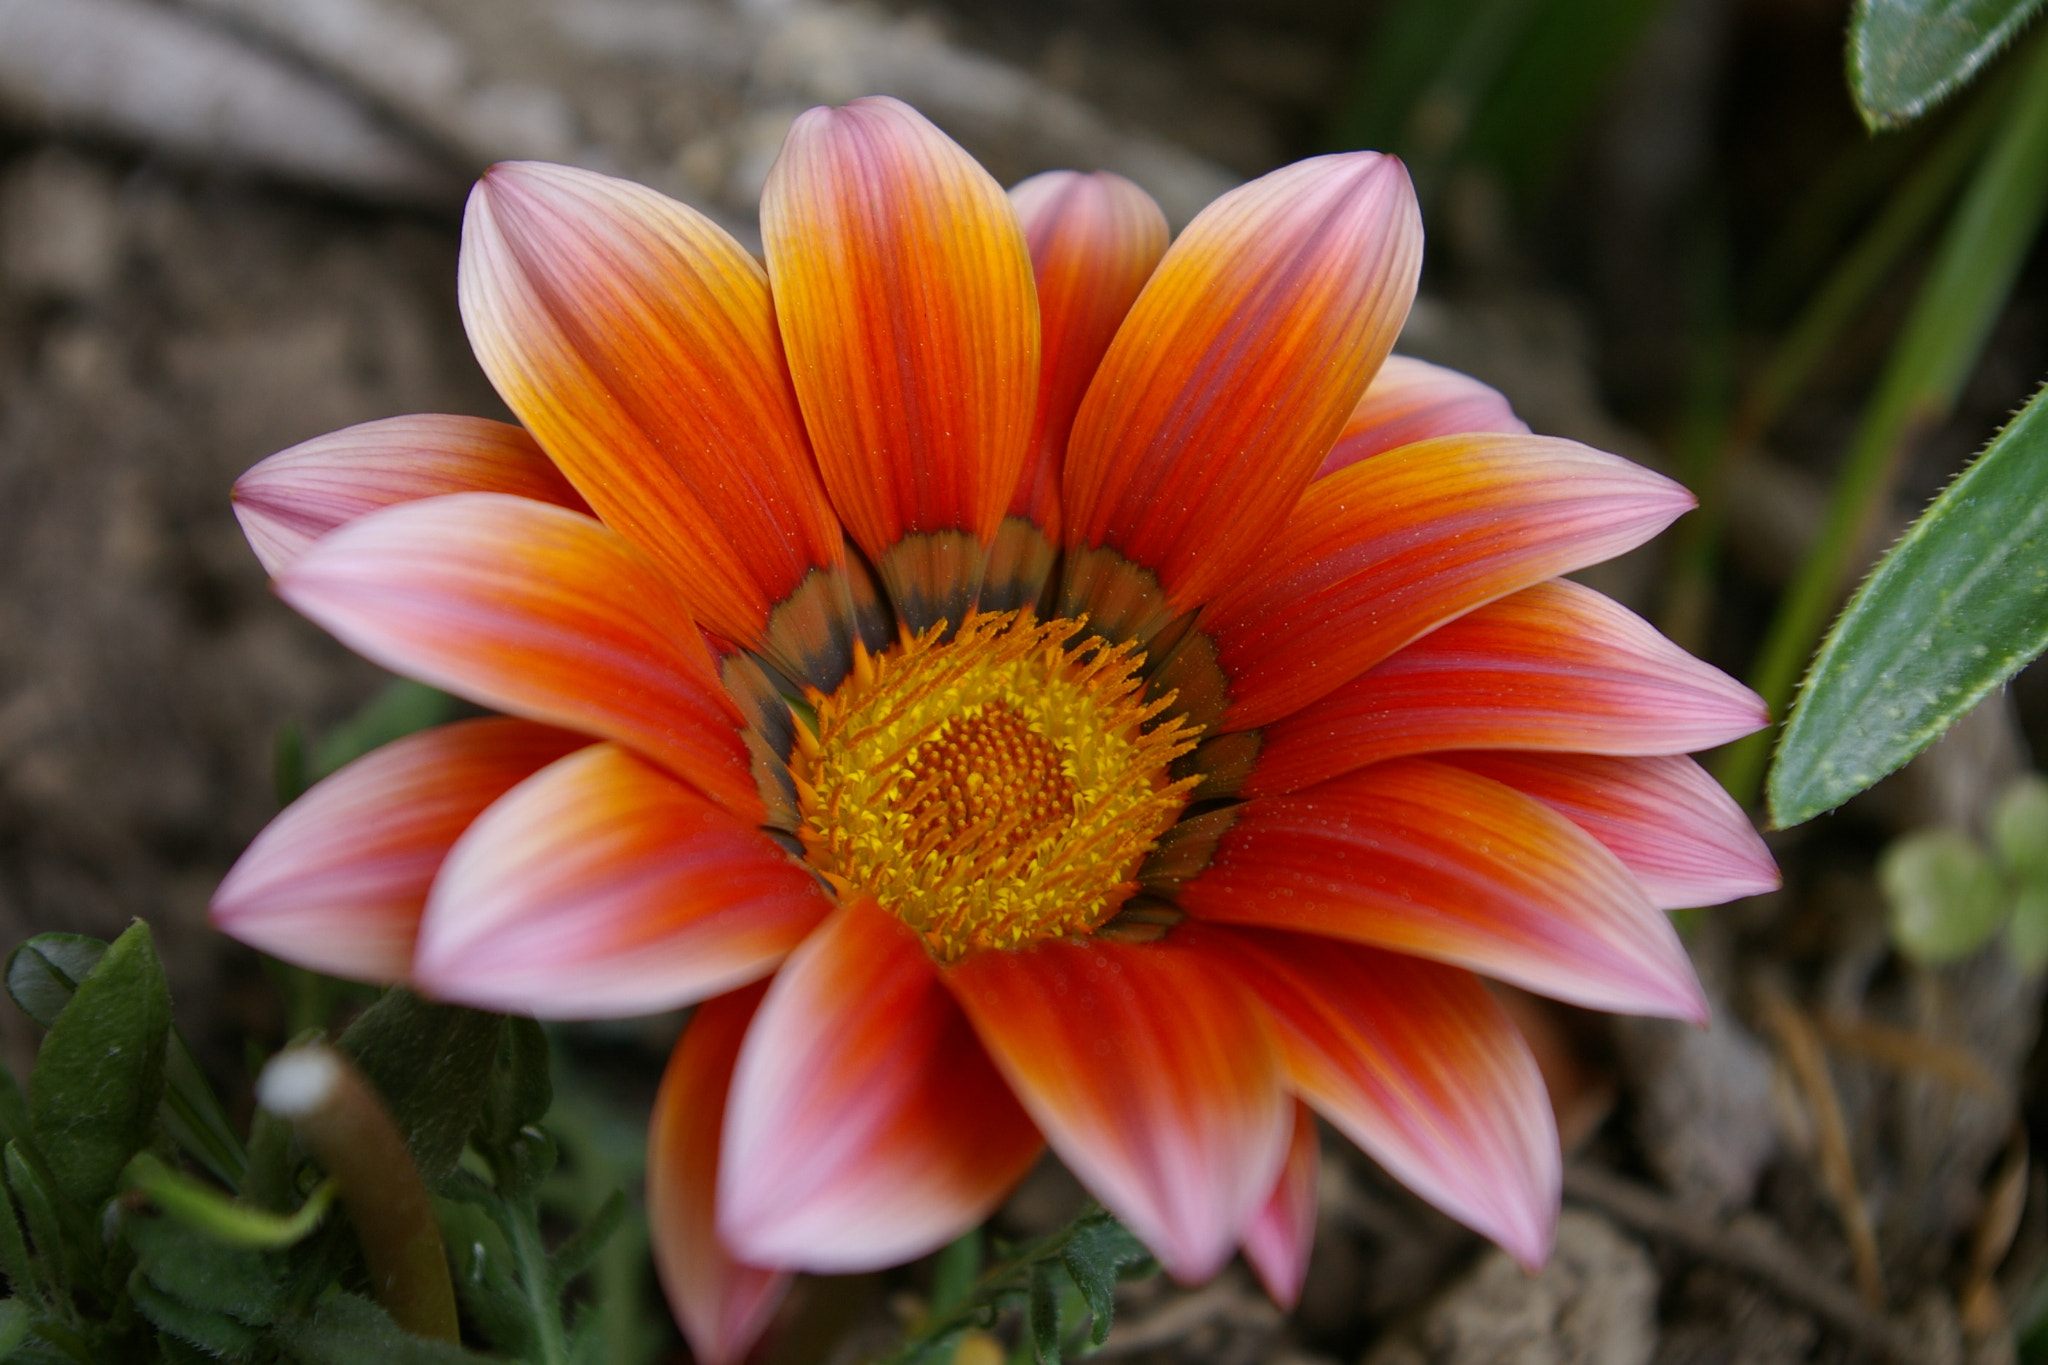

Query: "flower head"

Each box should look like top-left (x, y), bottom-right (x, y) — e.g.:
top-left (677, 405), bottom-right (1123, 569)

top-left (214, 97), bottom-right (1775, 1362)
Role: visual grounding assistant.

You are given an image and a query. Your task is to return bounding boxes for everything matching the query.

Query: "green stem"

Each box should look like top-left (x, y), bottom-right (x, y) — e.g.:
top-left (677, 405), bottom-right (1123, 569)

top-left (508, 1197), bottom-right (571, 1365)
top-left (1718, 27), bottom-right (2048, 806)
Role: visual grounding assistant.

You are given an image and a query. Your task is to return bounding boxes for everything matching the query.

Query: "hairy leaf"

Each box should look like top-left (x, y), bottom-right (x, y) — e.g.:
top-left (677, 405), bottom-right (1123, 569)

top-left (1770, 386), bottom-right (2048, 824)
top-left (337, 990), bottom-right (503, 1192)
top-left (1851, 0), bottom-right (2046, 129)
top-left (29, 921), bottom-right (170, 1208)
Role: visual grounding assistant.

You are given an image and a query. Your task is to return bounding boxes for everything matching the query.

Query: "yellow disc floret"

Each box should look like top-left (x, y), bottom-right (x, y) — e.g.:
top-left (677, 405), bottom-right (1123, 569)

top-left (793, 610), bottom-right (1199, 961)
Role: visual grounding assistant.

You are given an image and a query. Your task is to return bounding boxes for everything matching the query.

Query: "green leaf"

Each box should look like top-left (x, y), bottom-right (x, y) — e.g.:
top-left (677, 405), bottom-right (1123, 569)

top-left (1880, 828), bottom-right (2008, 963)
top-left (6, 933), bottom-right (243, 1189)
top-left (126, 1211), bottom-right (287, 1324)
top-left (312, 680), bottom-right (459, 781)
top-left (1850, 0), bottom-right (2046, 129)
top-left (337, 991), bottom-right (503, 1193)
top-left (0, 1181), bottom-right (40, 1308)
top-left (29, 922), bottom-right (170, 1208)
top-left (930, 1227), bottom-right (982, 1315)
top-left (0, 1298), bottom-right (28, 1356)
top-left (129, 1269), bottom-right (264, 1359)
top-left (2008, 881), bottom-right (2048, 974)
top-left (1768, 386), bottom-right (2048, 823)
top-left (4, 938), bottom-right (106, 1030)
top-left (475, 1019), bottom-right (551, 1157)
top-left (1994, 775), bottom-right (2048, 880)
top-left (1740, 25), bottom-right (2048, 813)
top-left (276, 1292), bottom-right (501, 1365)
top-left (4, 1144), bottom-right (72, 1292)
top-left (1027, 1263), bottom-right (1061, 1365)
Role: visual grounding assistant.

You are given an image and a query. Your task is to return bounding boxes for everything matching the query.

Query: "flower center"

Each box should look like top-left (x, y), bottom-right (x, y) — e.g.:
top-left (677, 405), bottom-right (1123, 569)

top-left (792, 610), bottom-right (1199, 961)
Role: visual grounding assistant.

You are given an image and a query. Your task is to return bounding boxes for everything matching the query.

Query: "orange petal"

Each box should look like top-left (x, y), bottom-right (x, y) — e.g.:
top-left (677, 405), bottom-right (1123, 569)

top-left (1240, 1099), bottom-right (1319, 1309)
top-left (650, 983), bottom-right (793, 1365)
top-left (209, 718), bottom-right (587, 984)
top-left (412, 744), bottom-right (828, 1018)
top-left (460, 161), bottom-right (848, 672)
top-left (944, 937), bottom-right (1289, 1282)
top-left (1318, 355), bottom-right (1527, 477)
top-left (1177, 758), bottom-right (1706, 1021)
top-left (1059, 152), bottom-right (1421, 623)
top-left (1442, 752), bottom-right (1780, 910)
top-left (762, 97), bottom-right (1038, 626)
top-left (277, 492), bottom-right (761, 818)
top-left (1243, 579), bottom-right (1769, 796)
top-left (232, 415), bottom-right (587, 577)
top-left (720, 898), bottom-right (1041, 1271)
top-left (1008, 170), bottom-right (1170, 537)
top-left (1189, 434), bottom-right (1697, 732)
top-left (1193, 925), bottom-right (1559, 1270)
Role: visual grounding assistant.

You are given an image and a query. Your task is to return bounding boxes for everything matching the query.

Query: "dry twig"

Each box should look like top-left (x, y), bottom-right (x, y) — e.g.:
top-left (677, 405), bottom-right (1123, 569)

top-left (1563, 1165), bottom-right (1919, 1364)
top-left (1756, 979), bottom-right (1888, 1306)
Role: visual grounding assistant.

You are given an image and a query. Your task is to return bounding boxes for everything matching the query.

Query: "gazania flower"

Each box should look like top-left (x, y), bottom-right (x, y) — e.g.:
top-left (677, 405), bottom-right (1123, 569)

top-left (214, 97), bottom-right (1775, 1362)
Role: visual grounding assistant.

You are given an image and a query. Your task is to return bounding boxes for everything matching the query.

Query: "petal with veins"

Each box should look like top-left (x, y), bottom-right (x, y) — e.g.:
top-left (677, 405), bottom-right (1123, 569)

top-left (1442, 751), bottom-right (1780, 909)
top-left (720, 898), bottom-right (1041, 1271)
top-left (945, 936), bottom-right (1289, 1282)
top-left (1243, 579), bottom-right (1768, 795)
top-left (232, 414), bottom-right (586, 576)
top-left (277, 492), bottom-right (761, 818)
top-left (650, 983), bottom-right (792, 1365)
top-left (460, 161), bottom-right (845, 667)
top-left (1060, 152), bottom-right (1421, 630)
top-left (210, 718), bottom-right (586, 983)
top-left (413, 744), bottom-right (828, 1018)
top-left (1178, 758), bottom-right (1707, 1021)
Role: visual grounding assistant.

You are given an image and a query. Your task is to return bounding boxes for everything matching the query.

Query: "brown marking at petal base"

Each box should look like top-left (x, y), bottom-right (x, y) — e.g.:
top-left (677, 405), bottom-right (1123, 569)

top-left (1139, 805), bottom-right (1241, 896)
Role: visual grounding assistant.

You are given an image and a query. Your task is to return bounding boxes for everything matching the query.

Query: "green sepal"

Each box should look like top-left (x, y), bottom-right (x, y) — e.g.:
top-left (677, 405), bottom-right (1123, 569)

top-left (29, 921), bottom-right (170, 1210)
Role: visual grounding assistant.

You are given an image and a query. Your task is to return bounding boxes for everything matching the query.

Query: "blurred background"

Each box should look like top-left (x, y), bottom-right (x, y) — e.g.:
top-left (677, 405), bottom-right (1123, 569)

top-left (1, 0), bottom-right (2045, 1361)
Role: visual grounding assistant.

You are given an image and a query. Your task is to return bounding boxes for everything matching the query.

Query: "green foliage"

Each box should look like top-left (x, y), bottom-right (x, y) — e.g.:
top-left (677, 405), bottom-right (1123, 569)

top-left (0, 925), bottom-right (634, 1363)
top-left (30, 922), bottom-right (171, 1210)
top-left (1880, 829), bottom-right (2005, 962)
top-left (1734, 26), bottom-right (2048, 809)
top-left (882, 1206), bottom-right (1157, 1365)
top-left (1768, 386), bottom-right (2048, 823)
top-left (1873, 775), bottom-right (2048, 968)
top-left (311, 681), bottom-right (459, 781)
top-left (337, 992), bottom-right (504, 1193)
top-left (1850, 0), bottom-right (2047, 129)
top-left (1325, 0), bottom-right (1663, 199)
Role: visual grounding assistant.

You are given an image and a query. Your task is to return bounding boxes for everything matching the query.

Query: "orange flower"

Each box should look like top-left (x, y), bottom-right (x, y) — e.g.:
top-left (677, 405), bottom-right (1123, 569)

top-left (214, 97), bottom-right (1774, 1361)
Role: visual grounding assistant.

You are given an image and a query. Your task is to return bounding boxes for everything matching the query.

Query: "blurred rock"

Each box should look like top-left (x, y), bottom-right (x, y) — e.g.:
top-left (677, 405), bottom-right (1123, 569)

top-left (1362, 1210), bottom-right (1657, 1365)
top-left (0, 148), bottom-right (122, 301)
top-left (0, 0), bottom-right (456, 204)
